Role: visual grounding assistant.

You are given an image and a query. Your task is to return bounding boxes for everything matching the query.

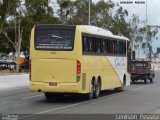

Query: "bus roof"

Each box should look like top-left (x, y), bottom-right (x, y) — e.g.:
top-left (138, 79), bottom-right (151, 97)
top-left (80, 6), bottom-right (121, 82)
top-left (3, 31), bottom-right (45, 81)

top-left (35, 24), bottom-right (130, 41)
top-left (78, 25), bottom-right (130, 41)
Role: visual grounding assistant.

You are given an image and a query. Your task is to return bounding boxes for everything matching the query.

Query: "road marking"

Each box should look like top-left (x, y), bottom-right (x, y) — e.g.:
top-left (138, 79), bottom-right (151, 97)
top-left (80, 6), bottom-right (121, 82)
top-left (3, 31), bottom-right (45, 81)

top-left (17, 83), bottom-right (160, 120)
top-left (0, 86), bottom-right (28, 92)
top-left (21, 94), bottom-right (43, 100)
top-left (35, 84), bottom-right (159, 114)
top-left (18, 102), bottom-right (88, 120)
top-left (19, 85), bottom-right (146, 100)
top-left (18, 82), bottom-right (160, 119)
top-left (147, 107), bottom-right (160, 114)
top-left (37, 102), bottom-right (84, 114)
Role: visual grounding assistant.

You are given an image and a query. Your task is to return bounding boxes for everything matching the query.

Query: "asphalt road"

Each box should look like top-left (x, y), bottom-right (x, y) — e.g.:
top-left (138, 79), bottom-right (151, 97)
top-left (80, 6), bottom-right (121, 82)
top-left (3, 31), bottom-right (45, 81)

top-left (0, 72), bottom-right (160, 120)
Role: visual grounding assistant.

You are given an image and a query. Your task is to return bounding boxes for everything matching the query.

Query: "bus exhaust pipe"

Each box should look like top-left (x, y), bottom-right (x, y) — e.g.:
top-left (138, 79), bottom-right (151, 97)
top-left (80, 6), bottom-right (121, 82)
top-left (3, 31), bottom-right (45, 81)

top-left (38, 89), bottom-right (41, 92)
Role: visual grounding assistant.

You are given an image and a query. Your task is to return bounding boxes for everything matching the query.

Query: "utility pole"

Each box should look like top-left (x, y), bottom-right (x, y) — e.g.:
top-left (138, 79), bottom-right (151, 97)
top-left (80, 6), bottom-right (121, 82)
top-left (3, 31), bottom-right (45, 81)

top-left (16, 0), bottom-right (23, 73)
top-left (16, 16), bottom-right (20, 72)
top-left (0, 0), bottom-right (3, 5)
top-left (88, 0), bottom-right (90, 25)
top-left (16, 16), bottom-right (22, 73)
top-left (146, 0), bottom-right (148, 27)
top-left (0, 0), bottom-right (3, 19)
top-left (145, 0), bottom-right (150, 61)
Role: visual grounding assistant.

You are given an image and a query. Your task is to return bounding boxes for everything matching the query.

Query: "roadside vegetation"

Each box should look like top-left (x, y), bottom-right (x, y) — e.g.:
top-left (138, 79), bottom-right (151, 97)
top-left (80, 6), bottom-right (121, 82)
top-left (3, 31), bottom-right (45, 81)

top-left (0, 0), bottom-right (158, 73)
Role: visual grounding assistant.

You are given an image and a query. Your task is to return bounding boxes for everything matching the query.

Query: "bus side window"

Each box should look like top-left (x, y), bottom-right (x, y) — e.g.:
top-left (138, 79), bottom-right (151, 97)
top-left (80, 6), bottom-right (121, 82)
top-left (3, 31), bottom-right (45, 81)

top-left (110, 40), bottom-right (112, 54)
top-left (98, 38), bottom-right (101, 53)
top-left (120, 42), bottom-right (123, 55)
top-left (108, 39), bottom-right (110, 53)
top-left (112, 40), bottom-right (115, 54)
top-left (88, 37), bottom-right (94, 52)
top-left (103, 39), bottom-right (107, 53)
top-left (115, 40), bottom-right (117, 54)
top-left (121, 42), bottom-right (126, 55)
top-left (82, 36), bottom-right (88, 52)
top-left (100, 38), bottom-right (104, 53)
top-left (96, 38), bottom-right (101, 53)
top-left (93, 37), bottom-right (96, 53)
top-left (124, 42), bottom-right (126, 55)
top-left (116, 41), bottom-right (120, 54)
top-left (104, 39), bottom-right (108, 53)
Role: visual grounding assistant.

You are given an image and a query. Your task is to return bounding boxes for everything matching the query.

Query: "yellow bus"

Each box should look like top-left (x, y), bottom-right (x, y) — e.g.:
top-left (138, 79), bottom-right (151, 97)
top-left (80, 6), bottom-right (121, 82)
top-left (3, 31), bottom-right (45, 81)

top-left (29, 25), bottom-right (130, 99)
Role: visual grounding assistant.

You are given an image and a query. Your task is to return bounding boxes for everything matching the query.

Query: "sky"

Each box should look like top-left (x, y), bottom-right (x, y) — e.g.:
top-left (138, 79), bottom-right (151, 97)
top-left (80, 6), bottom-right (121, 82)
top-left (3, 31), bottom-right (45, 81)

top-left (51, 0), bottom-right (160, 54)
top-left (112, 0), bottom-right (160, 53)
top-left (93, 0), bottom-right (160, 53)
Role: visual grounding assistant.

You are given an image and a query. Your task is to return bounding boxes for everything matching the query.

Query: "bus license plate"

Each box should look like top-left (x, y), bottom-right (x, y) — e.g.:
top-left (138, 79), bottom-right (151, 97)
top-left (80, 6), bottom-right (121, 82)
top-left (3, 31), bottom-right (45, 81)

top-left (49, 82), bottom-right (57, 86)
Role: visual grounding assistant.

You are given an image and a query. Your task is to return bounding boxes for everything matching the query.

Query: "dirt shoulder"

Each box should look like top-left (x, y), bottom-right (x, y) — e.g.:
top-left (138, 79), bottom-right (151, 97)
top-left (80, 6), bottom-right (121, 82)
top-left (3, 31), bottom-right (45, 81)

top-left (0, 70), bottom-right (28, 76)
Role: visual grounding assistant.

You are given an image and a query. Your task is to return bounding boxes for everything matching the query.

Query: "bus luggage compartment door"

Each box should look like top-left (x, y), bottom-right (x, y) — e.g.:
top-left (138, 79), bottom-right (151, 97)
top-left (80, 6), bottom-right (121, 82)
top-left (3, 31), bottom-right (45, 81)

top-left (31, 59), bottom-right (76, 83)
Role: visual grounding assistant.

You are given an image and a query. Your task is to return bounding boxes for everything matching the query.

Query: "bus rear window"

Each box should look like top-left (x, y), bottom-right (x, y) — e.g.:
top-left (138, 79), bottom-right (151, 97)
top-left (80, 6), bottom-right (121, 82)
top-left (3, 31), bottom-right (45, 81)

top-left (35, 29), bottom-right (75, 51)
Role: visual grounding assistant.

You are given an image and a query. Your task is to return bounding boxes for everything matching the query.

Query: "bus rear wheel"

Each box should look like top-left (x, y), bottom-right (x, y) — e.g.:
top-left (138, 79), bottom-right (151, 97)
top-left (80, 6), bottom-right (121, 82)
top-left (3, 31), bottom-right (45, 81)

top-left (86, 81), bottom-right (95, 100)
top-left (45, 92), bottom-right (53, 100)
top-left (94, 81), bottom-right (100, 99)
top-left (115, 76), bottom-right (126, 92)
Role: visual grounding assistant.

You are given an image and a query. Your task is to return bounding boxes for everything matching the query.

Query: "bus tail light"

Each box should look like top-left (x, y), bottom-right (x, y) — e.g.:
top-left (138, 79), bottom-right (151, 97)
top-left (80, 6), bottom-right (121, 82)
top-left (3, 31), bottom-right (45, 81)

top-left (77, 60), bottom-right (81, 82)
top-left (77, 60), bottom-right (81, 74)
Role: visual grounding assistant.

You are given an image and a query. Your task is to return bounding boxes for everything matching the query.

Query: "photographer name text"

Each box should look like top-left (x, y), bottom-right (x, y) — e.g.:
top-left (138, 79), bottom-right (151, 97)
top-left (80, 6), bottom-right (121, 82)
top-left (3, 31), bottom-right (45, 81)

top-left (116, 114), bottom-right (159, 120)
top-left (120, 1), bottom-right (145, 4)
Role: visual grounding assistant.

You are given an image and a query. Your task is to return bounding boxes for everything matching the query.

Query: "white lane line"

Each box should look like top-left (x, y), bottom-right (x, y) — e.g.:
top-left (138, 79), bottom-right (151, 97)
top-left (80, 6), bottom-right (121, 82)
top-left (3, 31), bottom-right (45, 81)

top-left (21, 94), bottom-right (43, 99)
top-left (20, 84), bottom-right (157, 100)
top-left (37, 102), bottom-right (86, 114)
top-left (18, 83), bottom-right (160, 120)
top-left (37, 84), bottom-right (160, 114)
top-left (19, 83), bottom-right (160, 118)
top-left (0, 86), bottom-right (28, 92)
top-left (18, 102), bottom-right (88, 120)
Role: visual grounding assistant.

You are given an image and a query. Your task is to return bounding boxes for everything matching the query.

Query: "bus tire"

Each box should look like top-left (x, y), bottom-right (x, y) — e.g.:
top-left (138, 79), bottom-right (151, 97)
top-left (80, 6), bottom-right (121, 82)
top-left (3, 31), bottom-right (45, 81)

top-left (115, 85), bottom-right (124, 92)
top-left (45, 92), bottom-right (53, 100)
top-left (115, 75), bottom-right (126, 92)
top-left (86, 79), bottom-right (95, 100)
top-left (94, 80), bottom-right (100, 99)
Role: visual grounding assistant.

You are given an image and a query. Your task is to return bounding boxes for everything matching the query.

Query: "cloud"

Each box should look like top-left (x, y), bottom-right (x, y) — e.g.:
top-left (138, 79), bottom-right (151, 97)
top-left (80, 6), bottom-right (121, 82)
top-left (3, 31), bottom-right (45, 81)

top-left (111, 0), bottom-right (160, 25)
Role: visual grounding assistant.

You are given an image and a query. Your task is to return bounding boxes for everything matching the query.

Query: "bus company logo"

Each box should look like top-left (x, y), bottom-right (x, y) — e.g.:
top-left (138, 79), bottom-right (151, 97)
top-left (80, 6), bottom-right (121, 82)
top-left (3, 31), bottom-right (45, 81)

top-left (115, 58), bottom-right (125, 67)
top-left (120, 0), bottom-right (145, 4)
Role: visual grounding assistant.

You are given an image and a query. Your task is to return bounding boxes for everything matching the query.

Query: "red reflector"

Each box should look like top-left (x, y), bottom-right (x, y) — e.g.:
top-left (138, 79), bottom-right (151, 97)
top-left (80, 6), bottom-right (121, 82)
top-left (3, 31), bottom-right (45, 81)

top-left (77, 60), bottom-right (81, 74)
top-left (29, 60), bottom-right (31, 72)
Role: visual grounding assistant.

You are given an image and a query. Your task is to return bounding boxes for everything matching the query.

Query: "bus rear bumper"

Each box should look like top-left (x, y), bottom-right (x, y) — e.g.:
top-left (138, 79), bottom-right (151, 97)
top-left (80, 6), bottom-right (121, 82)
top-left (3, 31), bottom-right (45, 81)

top-left (29, 81), bottom-right (82, 93)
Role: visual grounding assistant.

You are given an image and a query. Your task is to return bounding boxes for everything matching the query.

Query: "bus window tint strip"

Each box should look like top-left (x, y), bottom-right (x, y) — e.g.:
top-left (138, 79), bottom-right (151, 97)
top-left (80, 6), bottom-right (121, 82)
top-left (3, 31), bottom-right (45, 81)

top-left (82, 34), bottom-right (126, 56)
top-left (35, 29), bottom-right (75, 51)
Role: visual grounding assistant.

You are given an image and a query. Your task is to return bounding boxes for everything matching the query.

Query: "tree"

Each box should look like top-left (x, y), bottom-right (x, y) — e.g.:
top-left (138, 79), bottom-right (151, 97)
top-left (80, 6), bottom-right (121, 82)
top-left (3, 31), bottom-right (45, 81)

top-left (0, 0), bottom-right (22, 72)
top-left (142, 25), bottom-right (158, 58)
top-left (57, 0), bottom-right (90, 25)
top-left (111, 6), bottom-right (132, 38)
top-left (57, 0), bottom-right (132, 38)
top-left (0, 0), bottom-right (60, 72)
top-left (57, 0), bottom-right (115, 26)
top-left (57, 0), bottom-right (73, 24)
top-left (90, 0), bottom-right (114, 28)
top-left (22, 0), bottom-right (60, 51)
top-left (129, 14), bottom-right (144, 58)
top-left (0, 0), bottom-right (18, 50)
top-left (130, 14), bottom-right (159, 59)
